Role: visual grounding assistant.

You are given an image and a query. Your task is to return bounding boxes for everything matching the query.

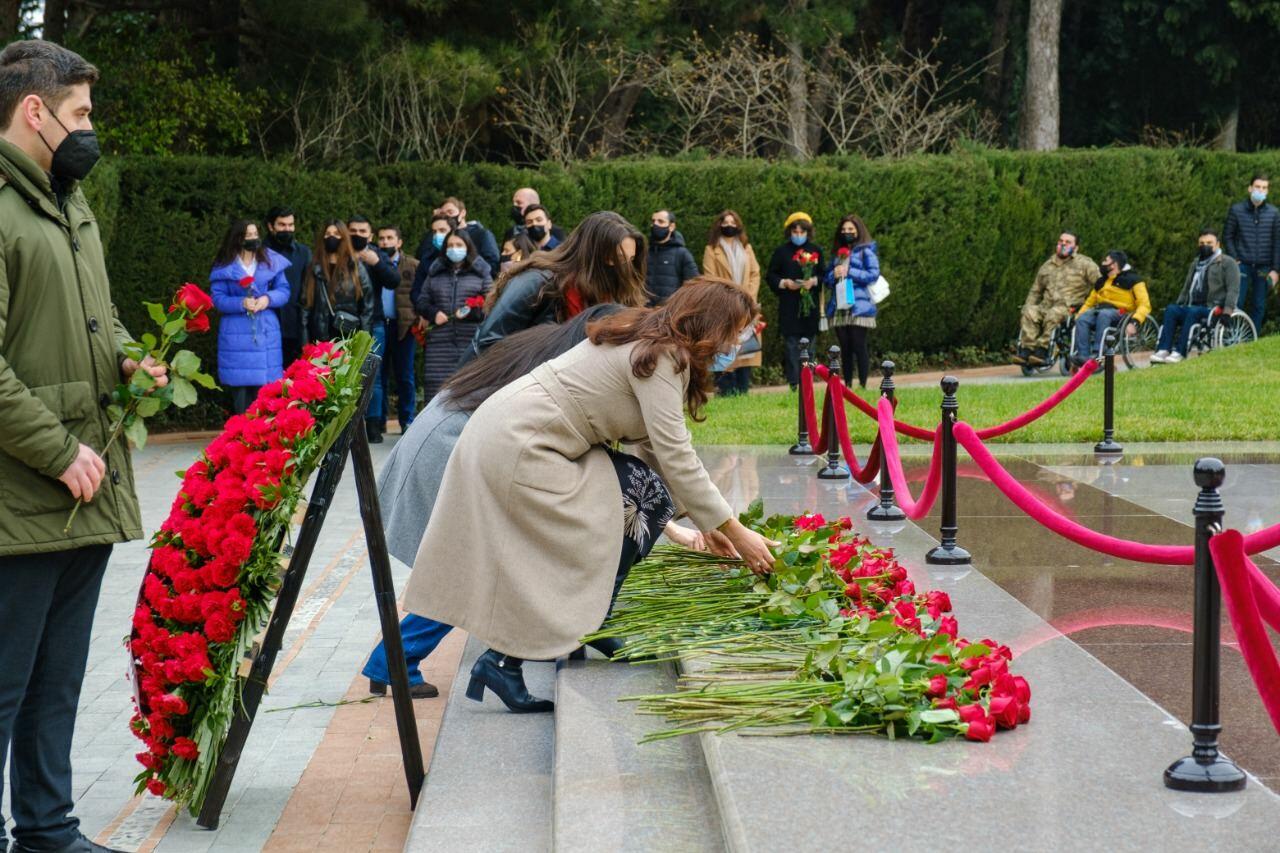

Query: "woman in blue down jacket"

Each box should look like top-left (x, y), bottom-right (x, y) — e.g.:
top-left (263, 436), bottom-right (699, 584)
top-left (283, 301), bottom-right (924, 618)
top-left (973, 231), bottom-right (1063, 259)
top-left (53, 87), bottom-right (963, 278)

top-left (822, 213), bottom-right (880, 388)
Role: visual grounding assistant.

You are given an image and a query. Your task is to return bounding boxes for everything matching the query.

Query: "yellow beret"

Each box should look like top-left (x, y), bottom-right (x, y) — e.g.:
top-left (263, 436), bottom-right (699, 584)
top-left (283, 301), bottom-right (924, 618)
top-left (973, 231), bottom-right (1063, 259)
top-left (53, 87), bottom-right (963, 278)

top-left (783, 211), bottom-right (813, 230)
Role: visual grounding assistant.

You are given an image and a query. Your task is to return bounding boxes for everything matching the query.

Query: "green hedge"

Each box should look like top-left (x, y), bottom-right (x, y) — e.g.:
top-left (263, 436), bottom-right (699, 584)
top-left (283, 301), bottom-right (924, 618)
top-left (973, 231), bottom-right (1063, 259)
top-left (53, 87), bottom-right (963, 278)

top-left (85, 148), bottom-right (1280, 425)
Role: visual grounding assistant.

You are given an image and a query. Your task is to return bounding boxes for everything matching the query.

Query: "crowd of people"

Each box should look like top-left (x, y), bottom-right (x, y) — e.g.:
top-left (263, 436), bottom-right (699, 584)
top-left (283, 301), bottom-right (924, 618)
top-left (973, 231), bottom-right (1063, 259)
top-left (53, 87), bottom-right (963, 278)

top-left (1015, 173), bottom-right (1277, 368)
top-left (205, 197), bottom-right (891, 446)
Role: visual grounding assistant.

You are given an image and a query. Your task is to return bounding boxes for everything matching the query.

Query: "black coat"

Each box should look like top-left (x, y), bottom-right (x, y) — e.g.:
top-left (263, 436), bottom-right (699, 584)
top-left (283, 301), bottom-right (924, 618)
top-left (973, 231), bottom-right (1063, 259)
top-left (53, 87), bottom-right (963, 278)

top-left (417, 256), bottom-right (493, 400)
top-left (271, 239), bottom-right (312, 343)
top-left (457, 268), bottom-right (557, 367)
top-left (1223, 200), bottom-right (1280, 269)
top-left (645, 230), bottom-right (700, 305)
top-left (305, 261), bottom-right (374, 342)
top-left (362, 247), bottom-right (400, 323)
top-left (765, 241), bottom-right (825, 337)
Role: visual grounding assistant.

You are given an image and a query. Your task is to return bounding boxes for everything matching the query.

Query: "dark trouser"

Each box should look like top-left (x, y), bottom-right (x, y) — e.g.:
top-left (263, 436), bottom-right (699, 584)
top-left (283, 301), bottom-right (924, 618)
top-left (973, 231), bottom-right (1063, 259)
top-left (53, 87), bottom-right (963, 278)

top-left (1237, 262), bottom-right (1271, 332)
top-left (382, 321), bottom-right (418, 428)
top-left (282, 336), bottom-right (303, 368)
top-left (1072, 307), bottom-right (1122, 362)
top-left (715, 367), bottom-right (752, 396)
top-left (1157, 304), bottom-right (1211, 356)
top-left (0, 545), bottom-right (111, 852)
top-left (230, 385), bottom-right (260, 414)
top-left (835, 325), bottom-right (870, 388)
top-left (783, 335), bottom-right (804, 388)
top-left (368, 321), bottom-right (387, 428)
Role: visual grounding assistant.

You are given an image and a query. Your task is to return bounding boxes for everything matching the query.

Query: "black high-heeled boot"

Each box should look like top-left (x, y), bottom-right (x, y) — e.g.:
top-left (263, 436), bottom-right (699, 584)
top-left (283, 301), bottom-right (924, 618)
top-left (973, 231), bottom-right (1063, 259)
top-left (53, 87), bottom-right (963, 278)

top-left (465, 650), bottom-right (553, 713)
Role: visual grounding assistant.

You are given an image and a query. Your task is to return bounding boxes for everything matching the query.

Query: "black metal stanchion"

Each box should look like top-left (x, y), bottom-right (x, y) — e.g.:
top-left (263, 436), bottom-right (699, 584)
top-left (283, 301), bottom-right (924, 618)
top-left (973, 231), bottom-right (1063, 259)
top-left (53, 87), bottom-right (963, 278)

top-left (867, 360), bottom-right (905, 521)
top-left (817, 346), bottom-right (850, 480)
top-left (925, 376), bottom-right (971, 565)
top-left (1164, 458), bottom-right (1246, 793)
top-left (1094, 327), bottom-right (1123, 455)
top-left (789, 337), bottom-right (814, 456)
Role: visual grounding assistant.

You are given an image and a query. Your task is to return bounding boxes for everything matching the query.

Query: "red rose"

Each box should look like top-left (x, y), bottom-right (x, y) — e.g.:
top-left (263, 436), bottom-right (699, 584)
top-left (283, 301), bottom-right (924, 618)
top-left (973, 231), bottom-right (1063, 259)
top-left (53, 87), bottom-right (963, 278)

top-left (205, 613), bottom-right (235, 643)
top-left (843, 583), bottom-right (862, 601)
top-left (956, 703), bottom-right (986, 724)
top-left (465, 294), bottom-right (485, 309)
top-left (173, 283), bottom-right (214, 315)
top-left (794, 513), bottom-right (826, 531)
top-left (926, 675), bottom-right (948, 697)
top-left (892, 579), bottom-right (915, 598)
top-left (238, 275), bottom-right (254, 289)
top-left (185, 312), bottom-right (211, 334)
top-left (274, 407), bottom-right (316, 440)
top-left (146, 778), bottom-right (167, 796)
top-left (964, 718), bottom-right (995, 742)
top-left (136, 751), bottom-right (159, 770)
top-left (159, 693), bottom-right (189, 716)
top-left (989, 694), bottom-right (1020, 729)
top-left (172, 737), bottom-right (200, 760)
top-left (287, 375), bottom-right (327, 403)
top-left (925, 590), bottom-right (952, 620)
top-left (936, 616), bottom-right (958, 638)
top-left (1012, 675), bottom-right (1031, 704)
top-left (933, 696), bottom-right (958, 711)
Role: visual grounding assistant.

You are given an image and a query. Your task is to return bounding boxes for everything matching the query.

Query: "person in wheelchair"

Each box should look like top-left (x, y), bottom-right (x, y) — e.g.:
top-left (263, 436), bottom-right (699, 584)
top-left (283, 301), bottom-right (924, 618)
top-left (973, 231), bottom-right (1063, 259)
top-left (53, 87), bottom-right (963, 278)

top-left (1014, 231), bottom-right (1100, 366)
top-left (1071, 250), bottom-right (1152, 369)
top-left (1152, 229), bottom-right (1240, 364)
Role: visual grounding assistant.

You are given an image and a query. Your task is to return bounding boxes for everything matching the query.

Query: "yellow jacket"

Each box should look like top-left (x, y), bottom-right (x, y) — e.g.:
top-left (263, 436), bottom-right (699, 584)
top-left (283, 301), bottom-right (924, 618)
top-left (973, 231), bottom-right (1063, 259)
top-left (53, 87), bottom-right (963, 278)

top-left (1080, 270), bottom-right (1151, 324)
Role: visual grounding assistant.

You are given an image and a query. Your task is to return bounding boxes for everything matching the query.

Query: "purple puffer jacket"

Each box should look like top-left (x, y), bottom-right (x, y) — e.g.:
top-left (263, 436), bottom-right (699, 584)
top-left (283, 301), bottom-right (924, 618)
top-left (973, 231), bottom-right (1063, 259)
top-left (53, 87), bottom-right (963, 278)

top-left (211, 249), bottom-right (291, 387)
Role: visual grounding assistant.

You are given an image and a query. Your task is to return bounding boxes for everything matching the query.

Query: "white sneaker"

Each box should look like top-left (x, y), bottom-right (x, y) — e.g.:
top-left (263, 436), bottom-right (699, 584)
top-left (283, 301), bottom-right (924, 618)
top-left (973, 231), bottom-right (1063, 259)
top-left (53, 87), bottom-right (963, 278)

top-left (1150, 350), bottom-right (1170, 363)
top-left (1165, 351), bottom-right (1184, 363)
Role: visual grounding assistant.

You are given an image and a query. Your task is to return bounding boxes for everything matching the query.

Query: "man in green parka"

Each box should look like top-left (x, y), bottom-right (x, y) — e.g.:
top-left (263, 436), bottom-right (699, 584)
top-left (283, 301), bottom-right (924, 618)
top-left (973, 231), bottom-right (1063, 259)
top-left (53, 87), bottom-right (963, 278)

top-left (0, 40), bottom-right (167, 853)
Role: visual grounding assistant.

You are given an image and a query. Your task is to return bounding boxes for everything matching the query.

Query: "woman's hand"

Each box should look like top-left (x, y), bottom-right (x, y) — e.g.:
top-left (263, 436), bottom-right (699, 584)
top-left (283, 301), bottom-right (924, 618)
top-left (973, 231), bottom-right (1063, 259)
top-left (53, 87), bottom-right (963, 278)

top-left (255, 296), bottom-right (269, 312)
top-left (434, 311), bottom-right (448, 326)
top-left (834, 263), bottom-right (849, 279)
top-left (803, 277), bottom-right (817, 289)
top-left (717, 518), bottom-right (779, 574)
top-left (243, 296), bottom-right (257, 313)
top-left (663, 521), bottom-right (707, 552)
top-left (703, 528), bottom-right (739, 559)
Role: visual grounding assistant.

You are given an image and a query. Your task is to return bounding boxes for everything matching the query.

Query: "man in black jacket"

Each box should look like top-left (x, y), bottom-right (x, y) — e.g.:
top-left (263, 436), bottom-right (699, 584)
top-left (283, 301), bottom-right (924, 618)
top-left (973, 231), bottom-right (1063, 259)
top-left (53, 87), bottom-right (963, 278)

top-left (506, 186), bottom-right (568, 242)
top-left (645, 210), bottom-right (699, 305)
top-left (348, 215), bottom-right (400, 444)
top-left (264, 205), bottom-right (311, 365)
top-left (439, 196), bottom-right (500, 272)
top-left (1223, 173), bottom-right (1279, 331)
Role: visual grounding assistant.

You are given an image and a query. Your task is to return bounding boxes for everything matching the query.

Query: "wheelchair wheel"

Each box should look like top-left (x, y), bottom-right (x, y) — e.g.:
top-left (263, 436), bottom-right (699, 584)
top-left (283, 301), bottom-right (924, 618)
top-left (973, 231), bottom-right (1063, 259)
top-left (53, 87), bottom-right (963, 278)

top-left (1121, 315), bottom-right (1160, 369)
top-left (1215, 311), bottom-right (1258, 349)
top-left (1185, 322), bottom-right (1210, 357)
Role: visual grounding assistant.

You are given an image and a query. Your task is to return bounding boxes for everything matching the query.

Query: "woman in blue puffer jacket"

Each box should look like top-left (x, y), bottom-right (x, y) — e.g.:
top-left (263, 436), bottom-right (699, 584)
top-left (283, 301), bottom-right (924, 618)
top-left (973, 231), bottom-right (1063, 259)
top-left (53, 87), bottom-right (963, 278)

top-left (822, 213), bottom-right (880, 388)
top-left (210, 219), bottom-right (291, 413)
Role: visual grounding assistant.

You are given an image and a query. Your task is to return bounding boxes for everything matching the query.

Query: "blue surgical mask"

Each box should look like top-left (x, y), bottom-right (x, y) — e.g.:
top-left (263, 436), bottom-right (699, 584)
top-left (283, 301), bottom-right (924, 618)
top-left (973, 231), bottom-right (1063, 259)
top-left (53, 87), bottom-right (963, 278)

top-left (1251, 190), bottom-right (1268, 204)
top-left (789, 233), bottom-right (807, 247)
top-left (432, 232), bottom-right (446, 250)
top-left (712, 346), bottom-right (740, 372)
top-left (446, 246), bottom-right (467, 264)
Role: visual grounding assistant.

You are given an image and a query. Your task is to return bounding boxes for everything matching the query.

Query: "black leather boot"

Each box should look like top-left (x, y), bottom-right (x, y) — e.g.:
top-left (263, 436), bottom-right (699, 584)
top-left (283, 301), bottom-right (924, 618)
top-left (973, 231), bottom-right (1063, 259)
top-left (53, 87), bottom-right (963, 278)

top-left (465, 650), bottom-right (553, 713)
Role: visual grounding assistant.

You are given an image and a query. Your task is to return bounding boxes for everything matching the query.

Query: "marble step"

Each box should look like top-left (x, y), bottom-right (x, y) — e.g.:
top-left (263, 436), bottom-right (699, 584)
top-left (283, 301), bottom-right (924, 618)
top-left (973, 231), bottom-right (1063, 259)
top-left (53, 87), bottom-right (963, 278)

top-left (404, 636), bottom-right (557, 853)
top-left (552, 653), bottom-right (725, 853)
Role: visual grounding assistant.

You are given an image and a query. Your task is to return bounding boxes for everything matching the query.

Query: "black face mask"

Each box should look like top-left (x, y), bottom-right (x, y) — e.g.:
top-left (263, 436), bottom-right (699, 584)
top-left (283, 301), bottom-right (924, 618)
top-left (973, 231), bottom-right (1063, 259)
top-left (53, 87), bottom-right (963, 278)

top-left (39, 111), bottom-right (100, 182)
top-left (839, 232), bottom-right (857, 245)
top-left (324, 235), bottom-right (342, 253)
top-left (270, 231), bottom-right (294, 249)
top-left (527, 225), bottom-right (547, 242)
top-left (651, 224), bottom-right (671, 243)
top-left (1197, 245), bottom-right (1214, 260)
top-left (349, 234), bottom-right (369, 251)
top-left (242, 238), bottom-right (262, 252)
top-left (500, 253), bottom-right (513, 264)
top-left (720, 225), bottom-right (740, 238)
top-left (511, 205), bottom-right (525, 225)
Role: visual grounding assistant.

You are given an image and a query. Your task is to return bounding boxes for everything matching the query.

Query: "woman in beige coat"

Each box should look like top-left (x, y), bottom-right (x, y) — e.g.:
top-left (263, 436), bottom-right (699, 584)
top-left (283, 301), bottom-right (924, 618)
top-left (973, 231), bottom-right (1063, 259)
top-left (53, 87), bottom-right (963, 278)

top-left (702, 210), bottom-right (762, 396)
top-left (405, 279), bottom-right (778, 712)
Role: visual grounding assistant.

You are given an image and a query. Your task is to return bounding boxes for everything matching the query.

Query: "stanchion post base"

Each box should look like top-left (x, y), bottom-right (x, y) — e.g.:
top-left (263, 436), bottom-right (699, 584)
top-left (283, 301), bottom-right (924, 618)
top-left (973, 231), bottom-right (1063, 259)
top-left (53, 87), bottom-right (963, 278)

top-left (788, 442), bottom-right (814, 456)
top-left (817, 464), bottom-right (850, 480)
top-left (1164, 756), bottom-right (1247, 793)
top-left (1094, 439), bottom-right (1124, 455)
top-left (925, 544), bottom-right (972, 565)
top-left (867, 503), bottom-right (906, 521)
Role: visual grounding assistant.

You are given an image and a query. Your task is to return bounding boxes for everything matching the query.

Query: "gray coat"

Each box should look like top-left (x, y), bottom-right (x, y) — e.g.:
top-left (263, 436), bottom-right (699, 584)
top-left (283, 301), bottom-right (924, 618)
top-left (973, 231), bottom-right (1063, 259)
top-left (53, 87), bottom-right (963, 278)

top-left (1175, 252), bottom-right (1240, 309)
top-left (376, 391), bottom-right (469, 566)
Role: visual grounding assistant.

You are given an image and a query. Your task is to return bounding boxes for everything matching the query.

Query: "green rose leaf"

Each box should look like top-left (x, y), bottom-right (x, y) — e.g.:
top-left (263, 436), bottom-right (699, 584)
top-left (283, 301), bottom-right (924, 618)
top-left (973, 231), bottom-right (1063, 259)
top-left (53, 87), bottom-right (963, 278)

top-left (171, 349), bottom-right (202, 379)
top-left (171, 376), bottom-right (198, 408)
top-left (920, 709), bottom-right (961, 724)
top-left (957, 642), bottom-right (992, 661)
top-left (124, 416), bottom-right (148, 449)
top-left (146, 301), bottom-right (167, 328)
top-left (135, 395), bottom-right (164, 418)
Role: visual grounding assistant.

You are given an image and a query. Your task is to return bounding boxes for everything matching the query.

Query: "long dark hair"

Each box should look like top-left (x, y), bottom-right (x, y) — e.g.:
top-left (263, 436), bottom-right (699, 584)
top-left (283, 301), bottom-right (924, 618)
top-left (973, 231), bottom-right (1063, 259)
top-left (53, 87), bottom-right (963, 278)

top-left (213, 219), bottom-right (269, 268)
top-left (587, 278), bottom-right (756, 421)
top-left (832, 214), bottom-right (872, 252)
top-left (707, 209), bottom-right (749, 248)
top-left (486, 211), bottom-right (648, 319)
top-left (305, 220), bottom-right (361, 309)
top-left (441, 304), bottom-right (623, 414)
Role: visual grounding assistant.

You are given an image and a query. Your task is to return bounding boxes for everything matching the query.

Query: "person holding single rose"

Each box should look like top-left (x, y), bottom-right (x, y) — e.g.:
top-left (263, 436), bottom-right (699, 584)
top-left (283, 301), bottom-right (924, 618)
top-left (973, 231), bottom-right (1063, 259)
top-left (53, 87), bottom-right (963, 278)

top-left (415, 228), bottom-right (493, 402)
top-left (765, 212), bottom-right (824, 389)
top-left (210, 219), bottom-right (291, 414)
top-left (821, 213), bottom-right (880, 388)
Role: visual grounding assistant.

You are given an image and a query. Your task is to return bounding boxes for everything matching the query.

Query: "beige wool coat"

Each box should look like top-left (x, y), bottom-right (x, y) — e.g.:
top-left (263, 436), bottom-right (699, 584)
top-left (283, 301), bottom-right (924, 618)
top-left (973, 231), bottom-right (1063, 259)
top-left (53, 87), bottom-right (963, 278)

top-left (702, 241), bottom-right (763, 369)
top-left (404, 339), bottom-right (735, 659)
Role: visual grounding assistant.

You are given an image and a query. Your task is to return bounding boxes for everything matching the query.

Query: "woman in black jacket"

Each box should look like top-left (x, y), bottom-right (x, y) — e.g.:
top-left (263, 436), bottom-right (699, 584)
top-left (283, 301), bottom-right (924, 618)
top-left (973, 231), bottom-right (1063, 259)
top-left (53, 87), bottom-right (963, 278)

top-left (458, 211), bottom-right (649, 366)
top-left (304, 220), bottom-right (374, 342)
top-left (416, 229), bottom-right (494, 401)
top-left (765, 212), bottom-right (824, 389)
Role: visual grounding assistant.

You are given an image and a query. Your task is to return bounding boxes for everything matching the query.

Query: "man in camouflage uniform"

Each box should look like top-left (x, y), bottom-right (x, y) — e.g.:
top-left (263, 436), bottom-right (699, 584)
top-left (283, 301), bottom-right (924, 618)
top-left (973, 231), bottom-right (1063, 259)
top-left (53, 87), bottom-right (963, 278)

top-left (1015, 231), bottom-right (1100, 366)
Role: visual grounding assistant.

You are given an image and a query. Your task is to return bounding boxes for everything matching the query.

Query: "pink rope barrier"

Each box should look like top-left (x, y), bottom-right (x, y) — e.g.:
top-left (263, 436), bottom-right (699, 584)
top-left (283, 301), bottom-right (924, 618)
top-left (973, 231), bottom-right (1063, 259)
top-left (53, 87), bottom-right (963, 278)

top-left (876, 396), bottom-right (943, 519)
top-left (1210, 530), bottom-right (1280, 735)
top-left (828, 372), bottom-right (884, 484)
top-left (798, 364), bottom-right (828, 454)
top-left (973, 358), bottom-right (1098, 439)
top-left (843, 385), bottom-right (937, 441)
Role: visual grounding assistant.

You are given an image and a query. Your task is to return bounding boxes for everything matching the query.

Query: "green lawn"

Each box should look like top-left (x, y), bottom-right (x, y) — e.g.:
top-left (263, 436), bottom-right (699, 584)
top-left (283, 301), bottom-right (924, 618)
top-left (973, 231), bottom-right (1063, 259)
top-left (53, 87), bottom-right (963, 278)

top-left (691, 335), bottom-right (1280, 445)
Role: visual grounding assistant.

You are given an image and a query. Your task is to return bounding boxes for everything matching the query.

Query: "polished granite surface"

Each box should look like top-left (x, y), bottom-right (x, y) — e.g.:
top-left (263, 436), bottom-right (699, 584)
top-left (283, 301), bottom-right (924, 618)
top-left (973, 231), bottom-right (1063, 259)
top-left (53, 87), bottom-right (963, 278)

top-left (701, 446), bottom-right (1280, 790)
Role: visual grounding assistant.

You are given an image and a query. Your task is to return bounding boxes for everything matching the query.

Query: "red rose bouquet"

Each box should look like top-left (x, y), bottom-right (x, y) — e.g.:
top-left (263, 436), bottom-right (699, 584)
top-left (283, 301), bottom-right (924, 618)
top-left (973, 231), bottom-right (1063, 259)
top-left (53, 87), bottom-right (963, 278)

top-left (792, 248), bottom-right (821, 317)
top-left (127, 332), bottom-right (374, 811)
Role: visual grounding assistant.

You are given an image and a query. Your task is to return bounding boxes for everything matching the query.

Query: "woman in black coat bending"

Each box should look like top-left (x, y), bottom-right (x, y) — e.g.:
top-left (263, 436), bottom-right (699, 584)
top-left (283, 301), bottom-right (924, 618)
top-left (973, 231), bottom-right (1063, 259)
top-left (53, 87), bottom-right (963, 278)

top-left (415, 229), bottom-right (493, 402)
top-left (765, 211), bottom-right (824, 389)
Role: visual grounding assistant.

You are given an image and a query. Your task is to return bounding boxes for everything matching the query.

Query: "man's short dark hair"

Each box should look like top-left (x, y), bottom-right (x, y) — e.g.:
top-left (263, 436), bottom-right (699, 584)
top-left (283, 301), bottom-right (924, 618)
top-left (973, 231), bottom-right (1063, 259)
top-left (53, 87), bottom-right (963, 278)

top-left (1199, 228), bottom-right (1218, 239)
top-left (348, 215), bottom-right (372, 227)
top-left (1059, 230), bottom-right (1078, 243)
top-left (0, 40), bottom-right (99, 133)
top-left (378, 224), bottom-right (402, 239)
top-left (655, 209), bottom-right (676, 222)
top-left (1252, 173), bottom-right (1270, 185)
top-left (523, 204), bottom-right (549, 221)
top-left (265, 205), bottom-right (295, 225)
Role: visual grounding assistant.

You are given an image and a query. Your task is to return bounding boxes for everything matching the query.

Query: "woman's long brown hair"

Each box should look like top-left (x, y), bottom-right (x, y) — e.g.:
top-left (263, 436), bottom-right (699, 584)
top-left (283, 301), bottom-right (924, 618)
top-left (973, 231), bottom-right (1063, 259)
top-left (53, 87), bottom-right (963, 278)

top-left (485, 211), bottom-right (648, 317)
top-left (587, 277), bottom-right (757, 421)
top-left (304, 220), bottom-right (361, 309)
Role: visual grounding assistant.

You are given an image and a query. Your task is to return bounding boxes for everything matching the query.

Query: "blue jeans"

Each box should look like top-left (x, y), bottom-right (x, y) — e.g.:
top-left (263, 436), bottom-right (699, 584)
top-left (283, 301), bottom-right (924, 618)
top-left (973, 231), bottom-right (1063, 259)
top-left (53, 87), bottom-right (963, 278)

top-left (383, 321), bottom-right (418, 427)
top-left (367, 321), bottom-right (386, 424)
top-left (1237, 263), bottom-right (1271, 332)
top-left (1072, 307), bottom-right (1122, 362)
top-left (1157, 304), bottom-right (1210, 356)
top-left (362, 614), bottom-right (453, 687)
